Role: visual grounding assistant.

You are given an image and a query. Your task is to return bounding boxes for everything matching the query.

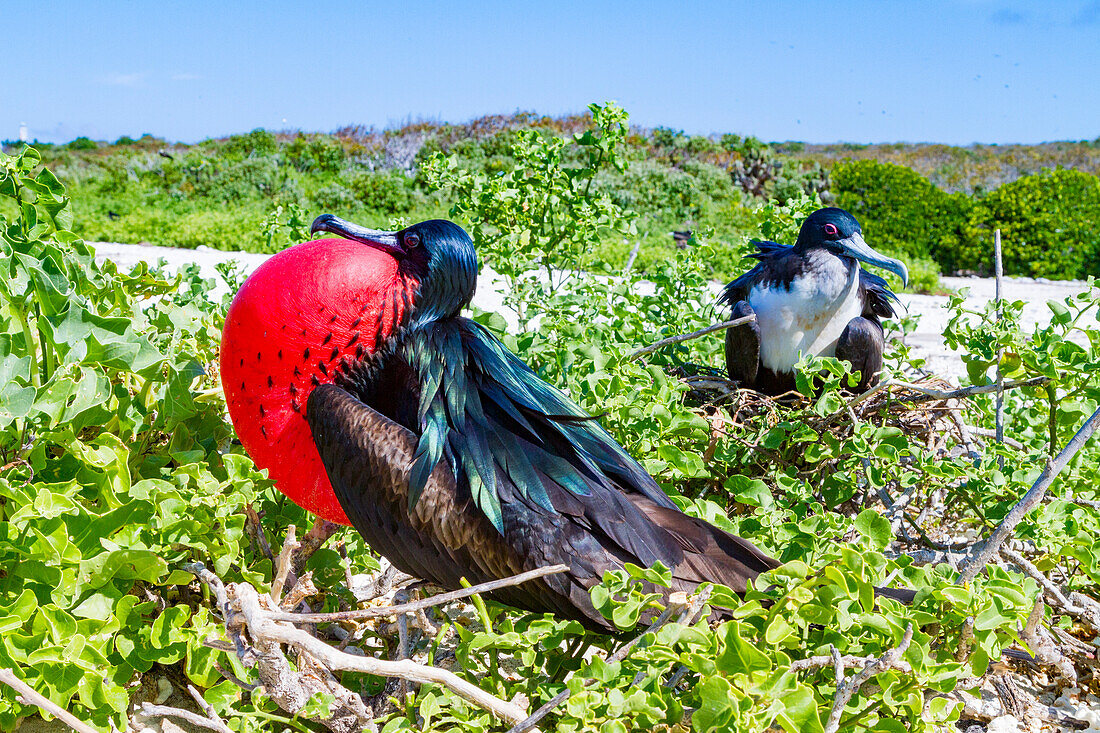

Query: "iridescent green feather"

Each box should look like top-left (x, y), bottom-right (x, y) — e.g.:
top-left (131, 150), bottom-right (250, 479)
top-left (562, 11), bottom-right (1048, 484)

top-left (403, 319), bottom-right (673, 534)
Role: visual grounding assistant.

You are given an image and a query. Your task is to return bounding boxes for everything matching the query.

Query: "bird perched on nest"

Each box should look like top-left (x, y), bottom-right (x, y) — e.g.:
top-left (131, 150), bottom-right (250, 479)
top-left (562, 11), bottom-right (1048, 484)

top-left (220, 214), bottom-right (916, 632)
top-left (718, 208), bottom-right (908, 396)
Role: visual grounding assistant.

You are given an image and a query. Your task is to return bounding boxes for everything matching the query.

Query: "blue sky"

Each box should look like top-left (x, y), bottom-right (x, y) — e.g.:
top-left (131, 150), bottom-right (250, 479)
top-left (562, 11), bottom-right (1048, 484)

top-left (6, 1), bottom-right (1099, 145)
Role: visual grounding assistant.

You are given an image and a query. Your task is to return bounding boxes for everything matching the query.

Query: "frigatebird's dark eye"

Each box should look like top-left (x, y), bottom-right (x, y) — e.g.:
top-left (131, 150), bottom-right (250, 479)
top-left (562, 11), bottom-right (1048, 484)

top-left (405, 233), bottom-right (420, 248)
top-left (823, 223), bottom-right (839, 237)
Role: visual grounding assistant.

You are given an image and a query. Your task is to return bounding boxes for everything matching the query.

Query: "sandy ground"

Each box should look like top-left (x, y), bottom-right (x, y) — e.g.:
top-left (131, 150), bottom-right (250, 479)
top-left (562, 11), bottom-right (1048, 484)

top-left (93, 241), bottom-right (1097, 383)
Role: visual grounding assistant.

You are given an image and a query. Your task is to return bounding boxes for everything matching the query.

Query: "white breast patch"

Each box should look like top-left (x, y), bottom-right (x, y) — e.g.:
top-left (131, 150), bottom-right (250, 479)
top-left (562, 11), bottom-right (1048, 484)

top-left (749, 258), bottom-right (862, 373)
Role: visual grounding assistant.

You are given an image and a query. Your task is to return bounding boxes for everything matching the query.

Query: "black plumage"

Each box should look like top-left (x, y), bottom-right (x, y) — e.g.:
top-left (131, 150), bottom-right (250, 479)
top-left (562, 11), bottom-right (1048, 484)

top-left (304, 215), bottom-right (781, 631)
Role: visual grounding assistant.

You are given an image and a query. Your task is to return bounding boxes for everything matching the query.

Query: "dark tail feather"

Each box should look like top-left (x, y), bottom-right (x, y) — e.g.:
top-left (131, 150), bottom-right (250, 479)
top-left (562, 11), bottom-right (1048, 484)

top-left (874, 585), bottom-right (917, 605)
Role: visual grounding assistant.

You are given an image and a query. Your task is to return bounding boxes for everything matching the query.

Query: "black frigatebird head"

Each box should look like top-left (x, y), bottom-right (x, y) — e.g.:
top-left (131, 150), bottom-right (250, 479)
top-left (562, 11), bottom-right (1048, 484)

top-left (794, 207), bottom-right (909, 287)
top-left (310, 214), bottom-right (478, 326)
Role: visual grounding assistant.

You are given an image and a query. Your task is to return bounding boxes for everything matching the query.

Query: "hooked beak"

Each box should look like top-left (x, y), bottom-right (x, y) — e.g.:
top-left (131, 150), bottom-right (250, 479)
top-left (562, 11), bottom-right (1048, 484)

top-left (837, 232), bottom-right (908, 287)
top-left (310, 214), bottom-right (403, 258)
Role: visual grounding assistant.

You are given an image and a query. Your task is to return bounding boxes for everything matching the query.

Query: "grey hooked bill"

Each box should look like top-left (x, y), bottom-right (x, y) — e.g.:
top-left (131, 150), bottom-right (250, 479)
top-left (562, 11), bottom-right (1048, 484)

top-left (840, 232), bottom-right (908, 287)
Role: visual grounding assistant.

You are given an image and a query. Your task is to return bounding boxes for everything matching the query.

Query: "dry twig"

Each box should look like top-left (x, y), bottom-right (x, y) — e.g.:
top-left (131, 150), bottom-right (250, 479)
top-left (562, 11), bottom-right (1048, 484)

top-left (271, 524), bottom-right (300, 603)
top-left (789, 653), bottom-right (912, 675)
top-left (189, 561), bottom-right (536, 729)
top-left (823, 623), bottom-right (914, 733)
top-left (233, 583), bottom-right (530, 725)
top-left (894, 376), bottom-right (1051, 404)
top-left (187, 683), bottom-right (233, 733)
top-left (1000, 546), bottom-right (1100, 632)
top-left (137, 702), bottom-right (233, 733)
top-left (0, 668), bottom-right (99, 733)
top-left (993, 228), bottom-right (1006, 468)
top-left (629, 315), bottom-right (755, 361)
top-left (265, 564), bottom-right (569, 623)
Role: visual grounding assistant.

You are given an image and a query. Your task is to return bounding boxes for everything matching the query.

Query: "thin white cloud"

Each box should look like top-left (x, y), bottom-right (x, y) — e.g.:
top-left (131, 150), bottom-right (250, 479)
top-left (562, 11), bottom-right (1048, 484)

top-left (172, 72), bottom-right (201, 81)
top-left (98, 72), bottom-right (148, 87)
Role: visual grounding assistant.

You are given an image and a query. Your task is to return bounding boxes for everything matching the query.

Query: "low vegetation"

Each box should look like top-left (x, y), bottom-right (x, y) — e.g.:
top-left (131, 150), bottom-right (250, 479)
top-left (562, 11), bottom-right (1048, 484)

top-left (6, 112), bottom-right (1100, 291)
top-left (2, 106), bottom-right (1099, 732)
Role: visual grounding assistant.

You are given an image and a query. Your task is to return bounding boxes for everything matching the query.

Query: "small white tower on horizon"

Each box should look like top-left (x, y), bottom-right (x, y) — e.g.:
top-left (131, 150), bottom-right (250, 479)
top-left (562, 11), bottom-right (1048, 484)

top-left (19, 123), bottom-right (28, 142)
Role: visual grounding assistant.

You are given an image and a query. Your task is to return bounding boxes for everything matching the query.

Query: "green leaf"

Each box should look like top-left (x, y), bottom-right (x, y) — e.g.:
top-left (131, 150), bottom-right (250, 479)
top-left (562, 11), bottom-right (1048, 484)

top-left (854, 509), bottom-right (893, 551)
top-left (716, 621), bottom-right (771, 675)
top-left (774, 684), bottom-right (823, 733)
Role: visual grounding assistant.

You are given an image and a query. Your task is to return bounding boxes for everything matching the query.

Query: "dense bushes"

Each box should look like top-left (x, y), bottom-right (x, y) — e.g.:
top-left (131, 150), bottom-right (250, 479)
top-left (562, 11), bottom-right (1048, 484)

top-left (833, 160), bottom-right (1100, 280)
top-left (961, 168), bottom-right (1100, 278)
top-left (831, 160), bottom-right (971, 263)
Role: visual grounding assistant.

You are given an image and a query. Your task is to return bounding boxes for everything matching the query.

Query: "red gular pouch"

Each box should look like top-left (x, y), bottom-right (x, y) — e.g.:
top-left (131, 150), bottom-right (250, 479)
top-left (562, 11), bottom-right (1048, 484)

top-left (220, 238), bottom-right (412, 524)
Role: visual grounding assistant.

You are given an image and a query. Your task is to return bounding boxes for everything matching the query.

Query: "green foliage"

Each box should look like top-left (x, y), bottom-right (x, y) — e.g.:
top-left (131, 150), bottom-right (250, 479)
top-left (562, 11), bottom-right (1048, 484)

top-left (66, 136), bottom-right (98, 151)
top-left (6, 109), bottom-right (1100, 732)
top-left (284, 133), bottom-right (345, 174)
top-left (832, 159), bottom-right (1100, 282)
top-left (423, 102), bottom-right (636, 329)
top-left (222, 128), bottom-right (278, 159)
top-left (0, 145), bottom-right (385, 730)
top-left (14, 116), bottom-right (1100, 284)
top-left (398, 114), bottom-right (1100, 732)
top-left (349, 170), bottom-right (414, 214)
top-left (960, 168), bottom-right (1100, 278)
top-left (831, 160), bottom-right (968, 283)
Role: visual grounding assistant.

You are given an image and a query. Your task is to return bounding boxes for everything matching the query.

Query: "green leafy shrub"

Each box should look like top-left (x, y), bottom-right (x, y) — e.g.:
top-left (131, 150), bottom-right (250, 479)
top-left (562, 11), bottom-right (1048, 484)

top-left (221, 128), bottom-right (278, 159)
top-left (959, 168), bottom-right (1100, 278)
top-left (66, 136), bottom-right (98, 151)
top-left (310, 181), bottom-right (359, 210)
top-left (284, 133), bottom-right (345, 174)
top-left (0, 144), bottom-right (387, 731)
top-left (831, 160), bottom-right (968, 276)
top-left (349, 170), bottom-right (414, 213)
top-left (6, 109), bottom-right (1100, 733)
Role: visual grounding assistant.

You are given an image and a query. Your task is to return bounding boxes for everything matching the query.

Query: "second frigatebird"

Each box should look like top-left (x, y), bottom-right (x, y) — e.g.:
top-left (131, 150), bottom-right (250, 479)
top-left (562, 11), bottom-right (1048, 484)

top-left (719, 208), bottom-right (908, 395)
top-left (221, 214), bottom-right (912, 631)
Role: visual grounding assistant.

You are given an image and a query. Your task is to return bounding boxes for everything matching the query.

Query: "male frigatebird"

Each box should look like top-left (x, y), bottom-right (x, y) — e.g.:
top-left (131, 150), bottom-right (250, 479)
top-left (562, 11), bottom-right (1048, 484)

top-left (221, 215), bottom-right (912, 631)
top-left (718, 208), bottom-right (908, 396)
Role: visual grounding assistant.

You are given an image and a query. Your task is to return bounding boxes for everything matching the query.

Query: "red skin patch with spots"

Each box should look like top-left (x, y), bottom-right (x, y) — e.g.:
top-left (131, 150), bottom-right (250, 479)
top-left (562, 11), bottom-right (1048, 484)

top-left (220, 238), bottom-right (410, 524)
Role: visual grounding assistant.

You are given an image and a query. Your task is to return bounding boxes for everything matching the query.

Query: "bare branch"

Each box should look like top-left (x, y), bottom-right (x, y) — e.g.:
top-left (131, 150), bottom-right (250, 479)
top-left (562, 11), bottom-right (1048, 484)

top-left (957, 403), bottom-right (1100, 584)
top-left (622, 239), bottom-right (641, 274)
top-left (0, 668), bottom-right (100, 733)
top-left (846, 377), bottom-right (897, 410)
top-left (894, 376), bottom-right (1051, 404)
top-left (233, 583), bottom-right (530, 725)
top-left (789, 653), bottom-right (912, 675)
top-left (629, 315), bottom-right (755, 361)
top-left (265, 563), bottom-right (569, 623)
top-left (969, 426), bottom-right (1025, 450)
top-left (138, 701), bottom-right (232, 733)
top-left (823, 623), bottom-right (914, 733)
top-left (271, 524), bottom-right (300, 603)
top-left (187, 684), bottom-right (233, 733)
top-left (994, 228), bottom-right (1006, 469)
top-left (1000, 546), bottom-right (1100, 631)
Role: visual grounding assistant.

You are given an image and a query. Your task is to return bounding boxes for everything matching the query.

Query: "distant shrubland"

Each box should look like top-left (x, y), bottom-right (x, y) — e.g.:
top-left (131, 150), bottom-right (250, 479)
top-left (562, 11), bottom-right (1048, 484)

top-left (5, 113), bottom-right (1100, 287)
